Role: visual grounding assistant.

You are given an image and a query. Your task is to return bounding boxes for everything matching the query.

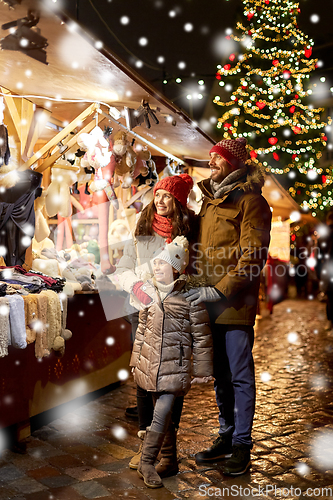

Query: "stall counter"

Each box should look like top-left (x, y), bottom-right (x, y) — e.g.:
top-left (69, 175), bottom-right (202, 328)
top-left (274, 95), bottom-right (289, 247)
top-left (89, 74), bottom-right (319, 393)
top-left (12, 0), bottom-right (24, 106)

top-left (0, 291), bottom-right (132, 439)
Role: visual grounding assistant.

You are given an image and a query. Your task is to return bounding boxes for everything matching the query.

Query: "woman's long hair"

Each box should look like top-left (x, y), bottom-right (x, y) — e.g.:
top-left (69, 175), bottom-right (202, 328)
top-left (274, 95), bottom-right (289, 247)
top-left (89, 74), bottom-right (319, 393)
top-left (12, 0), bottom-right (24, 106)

top-left (134, 197), bottom-right (197, 241)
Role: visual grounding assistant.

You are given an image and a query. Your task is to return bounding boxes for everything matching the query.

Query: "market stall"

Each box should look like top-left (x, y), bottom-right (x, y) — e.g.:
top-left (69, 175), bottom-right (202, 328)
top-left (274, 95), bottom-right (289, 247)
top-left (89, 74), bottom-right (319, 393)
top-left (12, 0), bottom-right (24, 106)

top-left (0, 0), bottom-right (215, 439)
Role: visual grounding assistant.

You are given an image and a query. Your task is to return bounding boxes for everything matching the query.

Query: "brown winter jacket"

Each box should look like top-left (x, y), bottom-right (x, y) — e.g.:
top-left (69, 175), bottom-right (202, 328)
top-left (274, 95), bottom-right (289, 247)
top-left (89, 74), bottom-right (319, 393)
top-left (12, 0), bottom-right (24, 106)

top-left (195, 163), bottom-right (272, 326)
top-left (129, 279), bottom-right (213, 395)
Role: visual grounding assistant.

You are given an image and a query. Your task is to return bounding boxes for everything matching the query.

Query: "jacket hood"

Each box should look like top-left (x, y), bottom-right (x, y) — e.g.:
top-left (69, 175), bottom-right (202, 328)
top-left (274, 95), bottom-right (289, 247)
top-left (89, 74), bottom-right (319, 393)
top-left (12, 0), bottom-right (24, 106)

top-left (199, 160), bottom-right (266, 198)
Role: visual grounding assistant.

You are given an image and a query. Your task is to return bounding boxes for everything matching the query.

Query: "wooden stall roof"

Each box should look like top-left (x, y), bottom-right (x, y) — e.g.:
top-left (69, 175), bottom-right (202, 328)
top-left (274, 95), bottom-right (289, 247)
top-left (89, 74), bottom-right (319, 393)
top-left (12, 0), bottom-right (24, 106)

top-left (0, 0), bottom-right (214, 161)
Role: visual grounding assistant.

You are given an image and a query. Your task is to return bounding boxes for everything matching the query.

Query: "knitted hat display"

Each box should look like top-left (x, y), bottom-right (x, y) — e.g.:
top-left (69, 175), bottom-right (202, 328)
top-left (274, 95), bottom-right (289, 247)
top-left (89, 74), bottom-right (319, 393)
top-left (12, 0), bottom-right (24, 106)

top-left (152, 235), bottom-right (189, 273)
top-left (209, 137), bottom-right (248, 168)
top-left (153, 173), bottom-right (193, 206)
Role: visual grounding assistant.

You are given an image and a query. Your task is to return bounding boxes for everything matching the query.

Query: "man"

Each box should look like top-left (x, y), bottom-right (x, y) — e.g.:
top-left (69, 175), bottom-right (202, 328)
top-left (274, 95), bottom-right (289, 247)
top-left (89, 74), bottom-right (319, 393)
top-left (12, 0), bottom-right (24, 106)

top-left (184, 137), bottom-right (271, 476)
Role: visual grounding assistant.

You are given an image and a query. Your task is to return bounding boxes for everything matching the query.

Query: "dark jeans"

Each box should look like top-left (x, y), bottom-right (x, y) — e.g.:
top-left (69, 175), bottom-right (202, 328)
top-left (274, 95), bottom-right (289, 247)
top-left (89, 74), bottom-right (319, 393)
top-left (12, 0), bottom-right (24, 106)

top-left (211, 323), bottom-right (255, 448)
top-left (137, 385), bottom-right (184, 432)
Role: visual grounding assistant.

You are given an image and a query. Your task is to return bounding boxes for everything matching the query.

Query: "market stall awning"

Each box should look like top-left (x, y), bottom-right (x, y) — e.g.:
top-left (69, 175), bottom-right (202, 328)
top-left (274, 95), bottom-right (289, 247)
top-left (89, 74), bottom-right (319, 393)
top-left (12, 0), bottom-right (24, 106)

top-left (0, 0), bottom-right (214, 163)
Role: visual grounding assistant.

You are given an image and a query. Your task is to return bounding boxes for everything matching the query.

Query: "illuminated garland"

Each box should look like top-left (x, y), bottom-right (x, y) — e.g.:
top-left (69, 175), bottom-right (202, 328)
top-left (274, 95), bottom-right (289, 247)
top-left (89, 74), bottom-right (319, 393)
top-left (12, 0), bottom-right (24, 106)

top-left (213, 0), bottom-right (332, 216)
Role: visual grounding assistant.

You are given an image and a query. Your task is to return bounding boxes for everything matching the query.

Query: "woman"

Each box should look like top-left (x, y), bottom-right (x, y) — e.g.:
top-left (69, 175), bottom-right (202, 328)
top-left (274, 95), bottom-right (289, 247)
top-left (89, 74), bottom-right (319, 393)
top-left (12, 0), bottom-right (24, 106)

top-left (116, 173), bottom-right (197, 476)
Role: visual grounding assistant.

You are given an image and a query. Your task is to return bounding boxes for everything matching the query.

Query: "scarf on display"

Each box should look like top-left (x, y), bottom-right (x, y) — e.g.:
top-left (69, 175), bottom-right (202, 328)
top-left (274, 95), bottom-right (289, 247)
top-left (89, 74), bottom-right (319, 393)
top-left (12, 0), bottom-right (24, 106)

top-left (7, 295), bottom-right (27, 350)
top-left (152, 213), bottom-right (173, 243)
top-left (210, 166), bottom-right (247, 199)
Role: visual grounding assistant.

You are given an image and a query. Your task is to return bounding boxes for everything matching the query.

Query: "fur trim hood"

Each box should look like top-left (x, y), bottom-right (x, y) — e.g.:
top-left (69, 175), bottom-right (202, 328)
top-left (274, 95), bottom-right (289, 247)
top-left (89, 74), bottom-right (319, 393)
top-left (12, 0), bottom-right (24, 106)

top-left (199, 160), bottom-right (266, 197)
top-left (241, 160), bottom-right (266, 193)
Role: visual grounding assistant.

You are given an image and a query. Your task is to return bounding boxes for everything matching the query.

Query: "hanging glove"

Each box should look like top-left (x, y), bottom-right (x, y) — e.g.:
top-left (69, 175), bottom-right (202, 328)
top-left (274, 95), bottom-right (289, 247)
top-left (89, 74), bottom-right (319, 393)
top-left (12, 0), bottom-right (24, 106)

top-left (132, 281), bottom-right (153, 306)
top-left (184, 286), bottom-right (223, 306)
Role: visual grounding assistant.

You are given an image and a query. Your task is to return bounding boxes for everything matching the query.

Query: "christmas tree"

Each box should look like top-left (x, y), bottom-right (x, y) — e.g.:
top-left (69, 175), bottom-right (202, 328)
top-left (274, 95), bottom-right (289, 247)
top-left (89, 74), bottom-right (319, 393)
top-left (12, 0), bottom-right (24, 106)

top-left (213, 0), bottom-right (331, 216)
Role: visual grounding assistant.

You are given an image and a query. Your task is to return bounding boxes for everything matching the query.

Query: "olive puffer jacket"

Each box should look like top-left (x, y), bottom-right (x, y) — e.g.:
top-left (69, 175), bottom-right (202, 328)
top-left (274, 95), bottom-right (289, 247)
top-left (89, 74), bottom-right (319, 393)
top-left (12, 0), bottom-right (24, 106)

top-left (195, 163), bottom-right (272, 326)
top-left (129, 279), bottom-right (213, 395)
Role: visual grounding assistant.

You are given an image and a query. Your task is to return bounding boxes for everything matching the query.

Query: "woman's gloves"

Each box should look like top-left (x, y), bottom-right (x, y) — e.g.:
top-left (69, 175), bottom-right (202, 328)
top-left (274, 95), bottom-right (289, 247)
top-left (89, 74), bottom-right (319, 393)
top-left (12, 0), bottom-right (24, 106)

top-left (184, 286), bottom-right (223, 306)
top-left (132, 281), bottom-right (153, 305)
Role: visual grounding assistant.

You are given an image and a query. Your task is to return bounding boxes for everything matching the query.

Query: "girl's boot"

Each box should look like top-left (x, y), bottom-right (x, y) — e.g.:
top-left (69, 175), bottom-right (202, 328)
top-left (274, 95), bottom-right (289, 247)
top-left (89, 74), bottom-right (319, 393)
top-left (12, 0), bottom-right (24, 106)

top-left (155, 424), bottom-right (179, 478)
top-left (129, 430), bottom-right (145, 469)
top-left (137, 427), bottom-right (165, 488)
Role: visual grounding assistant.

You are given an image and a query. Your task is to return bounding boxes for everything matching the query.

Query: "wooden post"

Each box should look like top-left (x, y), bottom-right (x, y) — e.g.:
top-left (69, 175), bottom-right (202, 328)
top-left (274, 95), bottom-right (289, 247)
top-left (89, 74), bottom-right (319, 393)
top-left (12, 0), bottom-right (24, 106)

top-left (20, 99), bottom-right (34, 158)
top-left (22, 107), bottom-right (52, 161)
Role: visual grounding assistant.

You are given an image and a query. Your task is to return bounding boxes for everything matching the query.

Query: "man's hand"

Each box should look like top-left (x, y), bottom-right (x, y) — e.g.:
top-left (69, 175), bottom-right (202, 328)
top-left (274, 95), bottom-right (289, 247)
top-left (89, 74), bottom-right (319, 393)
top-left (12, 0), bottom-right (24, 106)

top-left (184, 286), bottom-right (222, 306)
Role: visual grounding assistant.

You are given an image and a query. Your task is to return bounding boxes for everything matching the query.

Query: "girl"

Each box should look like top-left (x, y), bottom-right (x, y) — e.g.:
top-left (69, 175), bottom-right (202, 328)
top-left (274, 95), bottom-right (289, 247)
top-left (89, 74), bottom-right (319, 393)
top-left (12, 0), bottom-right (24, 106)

top-left (116, 174), bottom-right (198, 470)
top-left (130, 236), bottom-right (213, 488)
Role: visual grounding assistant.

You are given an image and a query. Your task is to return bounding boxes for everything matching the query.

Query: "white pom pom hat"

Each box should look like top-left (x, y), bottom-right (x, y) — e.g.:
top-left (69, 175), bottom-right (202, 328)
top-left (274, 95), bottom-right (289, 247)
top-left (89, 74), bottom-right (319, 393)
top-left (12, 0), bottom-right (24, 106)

top-left (151, 236), bottom-right (189, 273)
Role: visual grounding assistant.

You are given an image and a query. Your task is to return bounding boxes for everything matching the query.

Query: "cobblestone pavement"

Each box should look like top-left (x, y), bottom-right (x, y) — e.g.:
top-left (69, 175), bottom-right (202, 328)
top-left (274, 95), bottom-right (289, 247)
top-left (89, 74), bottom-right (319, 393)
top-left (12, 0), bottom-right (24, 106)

top-left (1, 298), bottom-right (333, 500)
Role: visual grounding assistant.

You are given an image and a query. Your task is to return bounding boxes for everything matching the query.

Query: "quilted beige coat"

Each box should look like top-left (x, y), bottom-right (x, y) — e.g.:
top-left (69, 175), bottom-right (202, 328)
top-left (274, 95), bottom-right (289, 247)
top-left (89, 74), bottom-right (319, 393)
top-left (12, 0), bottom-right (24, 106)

top-left (195, 163), bottom-right (272, 325)
top-left (130, 279), bottom-right (213, 395)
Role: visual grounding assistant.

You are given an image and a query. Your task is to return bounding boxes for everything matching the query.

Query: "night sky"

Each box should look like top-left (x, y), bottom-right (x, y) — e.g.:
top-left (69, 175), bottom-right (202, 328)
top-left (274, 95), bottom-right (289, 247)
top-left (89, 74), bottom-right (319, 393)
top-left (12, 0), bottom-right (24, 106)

top-left (59, 0), bottom-right (333, 125)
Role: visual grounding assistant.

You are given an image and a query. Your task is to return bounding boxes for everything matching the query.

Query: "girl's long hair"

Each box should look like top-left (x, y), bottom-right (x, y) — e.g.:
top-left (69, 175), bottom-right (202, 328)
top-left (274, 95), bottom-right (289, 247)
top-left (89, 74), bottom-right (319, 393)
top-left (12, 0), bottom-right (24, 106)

top-left (134, 197), bottom-right (197, 241)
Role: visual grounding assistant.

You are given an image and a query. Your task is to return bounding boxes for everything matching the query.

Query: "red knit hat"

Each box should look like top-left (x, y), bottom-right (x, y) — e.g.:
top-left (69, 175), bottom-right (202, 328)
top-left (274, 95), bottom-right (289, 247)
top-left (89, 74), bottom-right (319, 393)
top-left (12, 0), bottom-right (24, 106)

top-left (153, 173), bottom-right (193, 206)
top-left (209, 137), bottom-right (248, 168)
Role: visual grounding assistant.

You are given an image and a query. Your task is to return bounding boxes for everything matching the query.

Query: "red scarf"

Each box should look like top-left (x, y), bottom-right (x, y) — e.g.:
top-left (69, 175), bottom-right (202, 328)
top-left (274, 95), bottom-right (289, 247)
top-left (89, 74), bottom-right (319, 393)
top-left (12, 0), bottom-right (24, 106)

top-left (152, 213), bottom-right (173, 243)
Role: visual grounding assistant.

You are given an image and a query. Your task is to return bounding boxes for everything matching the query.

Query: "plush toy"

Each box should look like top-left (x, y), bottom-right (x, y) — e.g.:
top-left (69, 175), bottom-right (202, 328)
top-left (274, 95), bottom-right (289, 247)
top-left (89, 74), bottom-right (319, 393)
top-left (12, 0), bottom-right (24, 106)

top-left (108, 218), bottom-right (131, 261)
top-left (132, 148), bottom-right (158, 187)
top-left (70, 155), bottom-right (94, 196)
top-left (77, 126), bottom-right (111, 168)
top-left (32, 236), bottom-right (55, 258)
top-left (32, 258), bottom-right (62, 277)
top-left (87, 239), bottom-right (100, 264)
top-left (132, 147), bottom-right (150, 180)
top-left (110, 130), bottom-right (137, 188)
top-left (45, 160), bottom-right (79, 218)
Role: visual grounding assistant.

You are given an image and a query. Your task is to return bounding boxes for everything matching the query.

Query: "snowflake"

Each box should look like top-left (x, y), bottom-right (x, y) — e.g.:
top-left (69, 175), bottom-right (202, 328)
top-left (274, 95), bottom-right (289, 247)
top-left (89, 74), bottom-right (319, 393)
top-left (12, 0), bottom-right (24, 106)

top-left (287, 332), bottom-right (298, 343)
top-left (117, 369), bottom-right (129, 381)
top-left (295, 461), bottom-right (311, 477)
top-left (111, 425), bottom-right (127, 440)
top-left (260, 371), bottom-right (271, 382)
top-left (310, 430), bottom-right (333, 470)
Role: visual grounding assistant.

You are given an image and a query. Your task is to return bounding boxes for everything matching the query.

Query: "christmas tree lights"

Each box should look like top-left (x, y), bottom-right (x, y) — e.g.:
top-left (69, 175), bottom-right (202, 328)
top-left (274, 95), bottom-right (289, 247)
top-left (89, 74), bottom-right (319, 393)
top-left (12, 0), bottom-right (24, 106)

top-left (213, 0), bottom-right (332, 216)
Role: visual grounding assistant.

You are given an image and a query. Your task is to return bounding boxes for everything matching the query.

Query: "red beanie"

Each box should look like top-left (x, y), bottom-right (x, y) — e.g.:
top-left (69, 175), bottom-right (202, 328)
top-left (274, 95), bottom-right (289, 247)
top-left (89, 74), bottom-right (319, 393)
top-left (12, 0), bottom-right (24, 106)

top-left (153, 173), bottom-right (193, 206)
top-left (209, 137), bottom-right (248, 168)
